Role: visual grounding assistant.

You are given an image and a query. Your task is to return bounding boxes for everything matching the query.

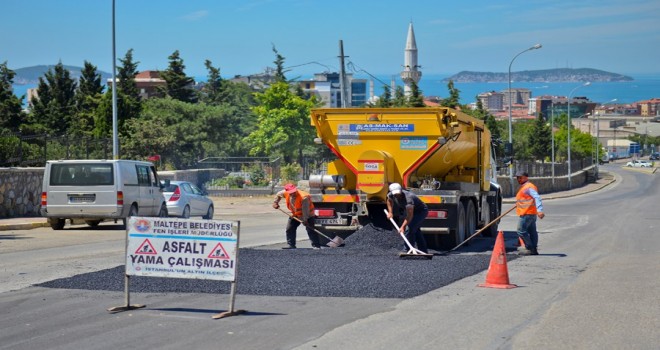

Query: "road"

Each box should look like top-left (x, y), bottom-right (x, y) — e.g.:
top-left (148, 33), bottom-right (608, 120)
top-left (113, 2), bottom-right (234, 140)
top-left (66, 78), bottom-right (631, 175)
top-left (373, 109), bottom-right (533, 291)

top-left (0, 165), bottom-right (658, 349)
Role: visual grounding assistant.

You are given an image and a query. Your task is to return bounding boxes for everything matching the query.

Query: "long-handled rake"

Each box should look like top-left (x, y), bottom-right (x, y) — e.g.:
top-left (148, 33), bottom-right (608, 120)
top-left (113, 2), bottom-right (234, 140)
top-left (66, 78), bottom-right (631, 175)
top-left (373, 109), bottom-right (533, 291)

top-left (438, 205), bottom-right (516, 255)
top-left (278, 208), bottom-right (344, 248)
top-left (384, 209), bottom-right (433, 259)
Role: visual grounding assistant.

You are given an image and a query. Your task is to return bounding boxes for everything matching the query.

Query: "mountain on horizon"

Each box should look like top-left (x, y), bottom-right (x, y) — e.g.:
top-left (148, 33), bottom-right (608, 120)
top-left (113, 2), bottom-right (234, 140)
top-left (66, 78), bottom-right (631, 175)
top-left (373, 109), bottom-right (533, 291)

top-left (444, 68), bottom-right (634, 83)
top-left (12, 65), bottom-right (113, 85)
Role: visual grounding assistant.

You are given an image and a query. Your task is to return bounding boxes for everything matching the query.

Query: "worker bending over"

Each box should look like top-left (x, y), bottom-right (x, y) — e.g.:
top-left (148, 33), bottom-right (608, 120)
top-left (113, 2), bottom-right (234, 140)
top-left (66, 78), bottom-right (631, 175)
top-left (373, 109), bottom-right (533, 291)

top-left (273, 184), bottom-right (322, 250)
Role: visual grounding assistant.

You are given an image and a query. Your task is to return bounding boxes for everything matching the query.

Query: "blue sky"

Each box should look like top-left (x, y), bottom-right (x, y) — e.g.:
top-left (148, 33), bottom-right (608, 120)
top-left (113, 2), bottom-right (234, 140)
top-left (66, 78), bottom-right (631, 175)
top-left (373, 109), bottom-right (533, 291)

top-left (2, 0), bottom-right (659, 78)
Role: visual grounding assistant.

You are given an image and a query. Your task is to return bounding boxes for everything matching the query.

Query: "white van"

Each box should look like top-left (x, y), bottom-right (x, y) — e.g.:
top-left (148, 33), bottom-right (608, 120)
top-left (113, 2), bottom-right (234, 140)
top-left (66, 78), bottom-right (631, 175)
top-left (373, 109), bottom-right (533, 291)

top-left (40, 159), bottom-right (168, 230)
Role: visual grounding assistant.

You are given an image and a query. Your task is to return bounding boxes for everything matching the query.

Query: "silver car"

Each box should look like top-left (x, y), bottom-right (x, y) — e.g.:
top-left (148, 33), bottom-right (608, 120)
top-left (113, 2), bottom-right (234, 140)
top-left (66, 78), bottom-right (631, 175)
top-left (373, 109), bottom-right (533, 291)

top-left (161, 180), bottom-right (214, 219)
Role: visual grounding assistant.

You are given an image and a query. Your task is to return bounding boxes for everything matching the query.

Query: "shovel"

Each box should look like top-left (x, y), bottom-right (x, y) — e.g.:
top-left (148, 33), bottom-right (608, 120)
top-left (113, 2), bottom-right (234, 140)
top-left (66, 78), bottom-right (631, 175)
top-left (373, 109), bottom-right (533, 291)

top-left (384, 209), bottom-right (433, 259)
top-left (277, 208), bottom-right (344, 248)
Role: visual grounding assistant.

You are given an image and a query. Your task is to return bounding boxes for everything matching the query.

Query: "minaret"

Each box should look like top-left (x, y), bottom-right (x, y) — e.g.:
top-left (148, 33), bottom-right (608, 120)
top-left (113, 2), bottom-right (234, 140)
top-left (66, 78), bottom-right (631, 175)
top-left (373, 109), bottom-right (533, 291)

top-left (400, 22), bottom-right (421, 96)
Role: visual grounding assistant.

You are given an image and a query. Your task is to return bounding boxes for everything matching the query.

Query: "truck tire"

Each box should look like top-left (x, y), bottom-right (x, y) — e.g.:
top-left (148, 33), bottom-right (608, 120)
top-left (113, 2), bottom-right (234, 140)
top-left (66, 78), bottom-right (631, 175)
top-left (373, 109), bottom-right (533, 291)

top-left (485, 196), bottom-right (501, 237)
top-left (453, 203), bottom-right (467, 247)
top-left (465, 200), bottom-right (477, 243)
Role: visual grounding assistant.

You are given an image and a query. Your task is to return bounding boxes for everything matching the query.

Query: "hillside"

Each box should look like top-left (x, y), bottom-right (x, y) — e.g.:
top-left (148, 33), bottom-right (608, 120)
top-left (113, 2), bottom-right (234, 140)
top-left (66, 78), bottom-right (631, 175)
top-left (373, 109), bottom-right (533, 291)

top-left (443, 68), bottom-right (633, 83)
top-left (12, 65), bottom-right (112, 85)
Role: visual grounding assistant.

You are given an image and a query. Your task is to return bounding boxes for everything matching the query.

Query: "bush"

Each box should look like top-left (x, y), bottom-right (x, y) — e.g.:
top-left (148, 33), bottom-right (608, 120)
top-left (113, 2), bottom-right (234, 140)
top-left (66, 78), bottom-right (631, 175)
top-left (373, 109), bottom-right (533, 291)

top-left (280, 162), bottom-right (302, 183)
top-left (207, 176), bottom-right (245, 188)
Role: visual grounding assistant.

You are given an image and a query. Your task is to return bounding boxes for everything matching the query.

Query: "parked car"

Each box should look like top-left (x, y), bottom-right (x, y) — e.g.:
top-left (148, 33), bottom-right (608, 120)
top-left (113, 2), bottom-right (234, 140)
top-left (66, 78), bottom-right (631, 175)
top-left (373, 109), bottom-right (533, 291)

top-left (41, 159), bottom-right (168, 230)
top-left (625, 160), bottom-right (652, 168)
top-left (650, 153), bottom-right (660, 161)
top-left (161, 180), bottom-right (214, 219)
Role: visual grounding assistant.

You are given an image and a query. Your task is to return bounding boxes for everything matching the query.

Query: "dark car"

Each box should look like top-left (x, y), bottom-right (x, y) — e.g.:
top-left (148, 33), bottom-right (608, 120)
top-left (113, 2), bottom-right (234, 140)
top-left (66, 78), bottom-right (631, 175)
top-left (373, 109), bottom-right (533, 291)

top-left (650, 153), bottom-right (660, 160)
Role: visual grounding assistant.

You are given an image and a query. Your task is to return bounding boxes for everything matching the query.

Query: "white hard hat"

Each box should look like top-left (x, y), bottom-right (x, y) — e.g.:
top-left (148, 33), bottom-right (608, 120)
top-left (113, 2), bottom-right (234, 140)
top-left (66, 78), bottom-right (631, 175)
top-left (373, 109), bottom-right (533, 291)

top-left (389, 183), bottom-right (402, 195)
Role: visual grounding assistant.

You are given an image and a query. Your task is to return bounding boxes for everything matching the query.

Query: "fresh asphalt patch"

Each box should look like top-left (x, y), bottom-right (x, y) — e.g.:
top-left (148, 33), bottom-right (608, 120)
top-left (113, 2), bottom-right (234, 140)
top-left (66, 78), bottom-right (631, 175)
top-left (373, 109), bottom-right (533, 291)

top-left (37, 224), bottom-right (519, 299)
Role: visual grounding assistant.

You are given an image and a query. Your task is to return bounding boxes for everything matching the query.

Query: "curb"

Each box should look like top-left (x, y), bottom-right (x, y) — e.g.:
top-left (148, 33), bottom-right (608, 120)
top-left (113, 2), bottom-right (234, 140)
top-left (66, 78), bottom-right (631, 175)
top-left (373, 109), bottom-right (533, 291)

top-left (0, 222), bottom-right (50, 231)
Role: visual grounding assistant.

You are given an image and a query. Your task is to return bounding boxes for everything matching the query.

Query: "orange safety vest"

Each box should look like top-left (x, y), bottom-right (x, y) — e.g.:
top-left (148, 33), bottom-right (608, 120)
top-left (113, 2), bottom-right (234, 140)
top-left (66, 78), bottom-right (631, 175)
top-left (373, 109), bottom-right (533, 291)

top-left (284, 190), bottom-right (315, 218)
top-left (516, 181), bottom-right (538, 216)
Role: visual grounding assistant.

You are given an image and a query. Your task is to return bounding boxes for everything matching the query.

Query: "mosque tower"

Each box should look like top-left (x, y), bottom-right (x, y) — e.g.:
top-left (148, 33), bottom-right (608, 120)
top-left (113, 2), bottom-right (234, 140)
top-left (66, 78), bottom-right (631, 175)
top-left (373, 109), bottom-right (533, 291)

top-left (400, 22), bottom-right (421, 95)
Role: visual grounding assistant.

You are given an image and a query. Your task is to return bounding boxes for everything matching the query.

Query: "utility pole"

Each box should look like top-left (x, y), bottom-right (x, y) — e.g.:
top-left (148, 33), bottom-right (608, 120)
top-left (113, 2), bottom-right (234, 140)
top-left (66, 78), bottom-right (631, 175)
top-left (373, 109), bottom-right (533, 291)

top-left (338, 40), bottom-right (348, 108)
top-left (111, 0), bottom-right (119, 159)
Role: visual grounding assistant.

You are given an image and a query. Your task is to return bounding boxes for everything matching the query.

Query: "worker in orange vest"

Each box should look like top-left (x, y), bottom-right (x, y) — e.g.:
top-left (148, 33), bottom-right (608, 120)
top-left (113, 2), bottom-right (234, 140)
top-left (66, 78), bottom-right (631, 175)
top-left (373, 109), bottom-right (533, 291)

top-left (515, 171), bottom-right (545, 255)
top-left (273, 183), bottom-right (322, 249)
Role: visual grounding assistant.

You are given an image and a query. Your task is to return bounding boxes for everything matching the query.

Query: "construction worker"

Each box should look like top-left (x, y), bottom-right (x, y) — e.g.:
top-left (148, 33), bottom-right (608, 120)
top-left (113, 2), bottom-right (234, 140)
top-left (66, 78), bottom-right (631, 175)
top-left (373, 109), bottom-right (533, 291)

top-left (386, 183), bottom-right (429, 253)
top-left (273, 183), bottom-right (322, 249)
top-left (515, 171), bottom-right (545, 255)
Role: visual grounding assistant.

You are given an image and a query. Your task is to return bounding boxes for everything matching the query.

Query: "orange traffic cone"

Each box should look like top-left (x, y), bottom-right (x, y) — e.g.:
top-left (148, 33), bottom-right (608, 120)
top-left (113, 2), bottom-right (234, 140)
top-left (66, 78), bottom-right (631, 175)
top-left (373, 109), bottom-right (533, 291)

top-left (479, 231), bottom-right (517, 289)
top-left (517, 237), bottom-right (525, 248)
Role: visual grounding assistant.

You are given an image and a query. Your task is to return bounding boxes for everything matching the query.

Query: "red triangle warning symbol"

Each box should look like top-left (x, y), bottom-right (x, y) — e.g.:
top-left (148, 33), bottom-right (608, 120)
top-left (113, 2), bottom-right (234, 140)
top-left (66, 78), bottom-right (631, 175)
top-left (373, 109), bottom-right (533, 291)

top-left (135, 239), bottom-right (158, 255)
top-left (208, 243), bottom-right (230, 260)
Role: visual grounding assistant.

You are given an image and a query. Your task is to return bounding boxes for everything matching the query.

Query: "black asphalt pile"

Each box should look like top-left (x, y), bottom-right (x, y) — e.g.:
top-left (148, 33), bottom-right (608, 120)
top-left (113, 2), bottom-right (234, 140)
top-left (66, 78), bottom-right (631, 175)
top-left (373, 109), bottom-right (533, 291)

top-left (341, 223), bottom-right (403, 252)
top-left (37, 247), bottom-right (519, 299)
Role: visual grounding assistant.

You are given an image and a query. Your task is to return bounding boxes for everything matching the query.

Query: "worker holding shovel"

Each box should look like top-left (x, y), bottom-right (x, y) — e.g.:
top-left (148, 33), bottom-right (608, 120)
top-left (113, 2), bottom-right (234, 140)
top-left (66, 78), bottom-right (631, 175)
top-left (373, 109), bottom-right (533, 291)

top-left (386, 183), bottom-right (429, 254)
top-left (273, 183), bottom-right (322, 250)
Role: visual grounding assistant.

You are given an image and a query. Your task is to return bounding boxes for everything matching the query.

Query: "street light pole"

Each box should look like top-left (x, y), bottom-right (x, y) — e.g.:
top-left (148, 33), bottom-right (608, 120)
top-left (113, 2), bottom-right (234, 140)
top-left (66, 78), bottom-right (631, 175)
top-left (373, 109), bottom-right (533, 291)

top-left (507, 43), bottom-right (542, 195)
top-left (551, 101), bottom-right (555, 190)
top-left (567, 82), bottom-right (591, 189)
top-left (111, 0), bottom-right (118, 159)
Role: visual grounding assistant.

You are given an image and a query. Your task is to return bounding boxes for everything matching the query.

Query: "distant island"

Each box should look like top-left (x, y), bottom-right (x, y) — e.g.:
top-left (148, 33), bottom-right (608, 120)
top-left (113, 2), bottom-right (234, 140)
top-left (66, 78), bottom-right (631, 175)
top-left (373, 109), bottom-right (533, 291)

top-left (443, 68), bottom-right (633, 83)
top-left (12, 65), bottom-right (112, 85)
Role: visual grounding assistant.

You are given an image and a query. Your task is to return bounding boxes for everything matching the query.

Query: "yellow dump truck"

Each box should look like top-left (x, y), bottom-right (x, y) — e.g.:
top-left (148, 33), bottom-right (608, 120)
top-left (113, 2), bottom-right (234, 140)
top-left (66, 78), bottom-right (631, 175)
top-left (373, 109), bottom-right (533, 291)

top-left (308, 107), bottom-right (502, 248)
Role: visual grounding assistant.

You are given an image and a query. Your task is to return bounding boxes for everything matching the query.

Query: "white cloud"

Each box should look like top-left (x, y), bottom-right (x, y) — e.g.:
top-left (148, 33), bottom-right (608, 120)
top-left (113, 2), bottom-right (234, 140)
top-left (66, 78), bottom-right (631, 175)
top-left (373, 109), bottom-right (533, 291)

top-left (181, 10), bottom-right (209, 21)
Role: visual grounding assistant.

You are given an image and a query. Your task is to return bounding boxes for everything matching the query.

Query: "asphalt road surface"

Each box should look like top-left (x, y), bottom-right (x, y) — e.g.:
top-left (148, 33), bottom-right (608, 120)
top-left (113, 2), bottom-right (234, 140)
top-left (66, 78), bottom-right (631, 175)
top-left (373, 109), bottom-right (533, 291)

top-left (0, 165), bottom-right (658, 350)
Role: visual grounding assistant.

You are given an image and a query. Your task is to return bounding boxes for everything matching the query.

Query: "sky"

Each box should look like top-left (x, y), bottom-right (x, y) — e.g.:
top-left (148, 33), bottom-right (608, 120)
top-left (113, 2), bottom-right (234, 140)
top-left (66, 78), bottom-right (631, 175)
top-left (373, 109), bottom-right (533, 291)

top-left (2, 0), bottom-right (660, 79)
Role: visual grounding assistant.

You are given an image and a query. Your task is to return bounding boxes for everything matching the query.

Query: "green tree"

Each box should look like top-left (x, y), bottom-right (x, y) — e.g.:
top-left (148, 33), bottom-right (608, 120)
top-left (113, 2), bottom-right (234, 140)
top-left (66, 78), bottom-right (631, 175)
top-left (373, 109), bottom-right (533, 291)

top-left (27, 62), bottom-right (77, 134)
top-left (272, 45), bottom-right (288, 83)
top-left (392, 86), bottom-right (406, 107)
top-left (117, 49), bottom-right (140, 100)
top-left (73, 61), bottom-right (104, 136)
top-left (552, 118), bottom-right (594, 161)
top-left (245, 81), bottom-right (317, 164)
top-left (441, 79), bottom-right (460, 109)
top-left (512, 120), bottom-right (535, 161)
top-left (0, 61), bottom-right (25, 131)
top-left (376, 85), bottom-right (392, 107)
top-left (408, 81), bottom-right (425, 107)
top-left (200, 59), bottom-right (223, 104)
top-left (160, 50), bottom-right (197, 103)
top-left (530, 112), bottom-right (552, 162)
top-left (122, 98), bottom-right (245, 169)
top-left (95, 49), bottom-right (142, 138)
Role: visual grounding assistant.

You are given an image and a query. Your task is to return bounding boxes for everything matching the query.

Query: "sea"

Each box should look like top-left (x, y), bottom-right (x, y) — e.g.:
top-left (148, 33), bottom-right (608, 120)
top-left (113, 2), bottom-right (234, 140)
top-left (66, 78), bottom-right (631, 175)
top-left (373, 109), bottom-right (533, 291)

top-left (11, 73), bottom-right (660, 106)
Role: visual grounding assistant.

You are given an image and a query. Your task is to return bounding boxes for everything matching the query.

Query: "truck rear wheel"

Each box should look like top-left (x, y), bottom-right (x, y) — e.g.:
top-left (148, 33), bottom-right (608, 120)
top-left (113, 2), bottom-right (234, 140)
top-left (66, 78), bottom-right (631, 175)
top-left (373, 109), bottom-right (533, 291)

top-left (465, 200), bottom-right (477, 242)
top-left (453, 204), bottom-right (467, 247)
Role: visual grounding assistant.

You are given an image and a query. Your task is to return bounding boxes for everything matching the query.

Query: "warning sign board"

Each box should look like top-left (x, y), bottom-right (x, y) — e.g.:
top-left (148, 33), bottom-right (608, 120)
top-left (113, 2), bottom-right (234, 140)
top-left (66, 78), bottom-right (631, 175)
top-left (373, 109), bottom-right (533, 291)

top-left (125, 217), bottom-right (239, 281)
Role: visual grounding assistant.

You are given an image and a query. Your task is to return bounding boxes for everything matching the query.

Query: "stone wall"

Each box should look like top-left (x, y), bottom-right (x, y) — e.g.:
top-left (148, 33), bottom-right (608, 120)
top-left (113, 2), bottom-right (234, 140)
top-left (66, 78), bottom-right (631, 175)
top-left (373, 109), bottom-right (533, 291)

top-left (497, 167), bottom-right (591, 197)
top-left (0, 168), bottom-right (44, 218)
